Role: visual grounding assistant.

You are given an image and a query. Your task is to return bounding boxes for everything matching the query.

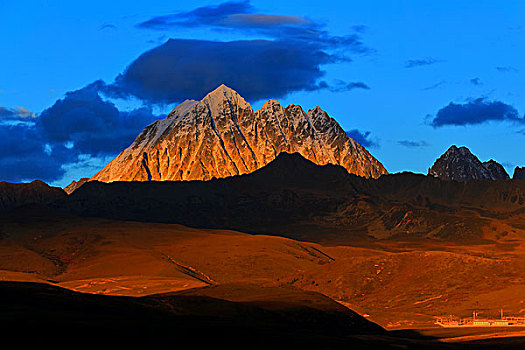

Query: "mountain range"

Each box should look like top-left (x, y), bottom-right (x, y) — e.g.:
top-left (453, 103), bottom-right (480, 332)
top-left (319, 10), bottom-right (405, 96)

top-left (0, 152), bottom-right (524, 336)
top-left (1, 85), bottom-right (525, 347)
top-left (50, 85), bottom-right (522, 190)
top-left (2, 152), bottom-right (521, 243)
top-left (91, 84), bottom-right (387, 183)
top-left (428, 145), bottom-right (524, 181)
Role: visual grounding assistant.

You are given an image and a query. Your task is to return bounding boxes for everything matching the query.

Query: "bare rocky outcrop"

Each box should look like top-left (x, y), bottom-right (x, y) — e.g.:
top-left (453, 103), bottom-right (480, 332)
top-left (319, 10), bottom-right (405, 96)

top-left (429, 145), bottom-right (509, 181)
top-left (483, 160), bottom-right (510, 180)
top-left (91, 84), bottom-right (387, 182)
top-left (63, 178), bottom-right (89, 194)
top-left (514, 166), bottom-right (525, 180)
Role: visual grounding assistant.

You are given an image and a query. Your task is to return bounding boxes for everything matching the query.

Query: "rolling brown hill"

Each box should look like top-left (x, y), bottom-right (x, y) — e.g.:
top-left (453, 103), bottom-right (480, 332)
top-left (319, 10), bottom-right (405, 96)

top-left (0, 206), bottom-right (524, 331)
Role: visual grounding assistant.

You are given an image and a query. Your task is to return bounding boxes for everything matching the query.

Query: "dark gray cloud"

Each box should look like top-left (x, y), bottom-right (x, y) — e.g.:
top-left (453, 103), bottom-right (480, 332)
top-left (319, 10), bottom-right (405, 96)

top-left (122, 1), bottom-right (368, 103)
top-left (39, 81), bottom-right (158, 155)
top-left (345, 129), bottom-right (379, 148)
top-left (0, 107), bottom-right (20, 118)
top-left (137, 1), bottom-right (254, 30)
top-left (397, 140), bottom-right (429, 148)
top-left (470, 77), bottom-right (482, 85)
top-left (0, 106), bottom-right (35, 122)
top-left (323, 80), bottom-right (370, 92)
top-left (105, 38), bottom-right (347, 103)
top-left (405, 57), bottom-right (441, 68)
top-left (0, 116), bottom-right (67, 181)
top-left (136, 1), bottom-right (366, 51)
top-left (0, 82), bottom-right (159, 183)
top-left (430, 98), bottom-right (524, 127)
top-left (496, 66), bottom-right (518, 73)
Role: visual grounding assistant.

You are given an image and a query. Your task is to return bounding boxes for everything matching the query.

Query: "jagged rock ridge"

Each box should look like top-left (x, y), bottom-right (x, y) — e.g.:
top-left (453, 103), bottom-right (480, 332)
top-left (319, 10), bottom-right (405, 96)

top-left (59, 152), bottom-right (525, 241)
top-left (428, 145), bottom-right (509, 181)
top-left (0, 180), bottom-right (66, 211)
top-left (514, 166), bottom-right (525, 180)
top-left (91, 84), bottom-right (387, 182)
top-left (64, 178), bottom-right (89, 194)
top-left (483, 160), bottom-right (510, 180)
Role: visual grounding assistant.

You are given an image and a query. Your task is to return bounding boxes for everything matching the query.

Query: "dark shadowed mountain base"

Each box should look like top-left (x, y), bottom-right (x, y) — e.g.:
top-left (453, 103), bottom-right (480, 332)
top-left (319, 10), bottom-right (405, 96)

top-left (0, 180), bottom-right (66, 211)
top-left (56, 152), bottom-right (525, 243)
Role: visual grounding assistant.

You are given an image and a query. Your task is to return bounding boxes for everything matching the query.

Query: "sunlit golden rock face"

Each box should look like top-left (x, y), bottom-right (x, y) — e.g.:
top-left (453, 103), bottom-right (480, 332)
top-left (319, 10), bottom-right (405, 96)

top-left (91, 84), bottom-right (387, 182)
top-left (63, 178), bottom-right (89, 194)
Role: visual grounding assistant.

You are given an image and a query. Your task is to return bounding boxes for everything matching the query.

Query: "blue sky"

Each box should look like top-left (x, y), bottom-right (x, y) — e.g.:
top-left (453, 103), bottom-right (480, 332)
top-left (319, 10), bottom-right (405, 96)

top-left (1, 0), bottom-right (524, 186)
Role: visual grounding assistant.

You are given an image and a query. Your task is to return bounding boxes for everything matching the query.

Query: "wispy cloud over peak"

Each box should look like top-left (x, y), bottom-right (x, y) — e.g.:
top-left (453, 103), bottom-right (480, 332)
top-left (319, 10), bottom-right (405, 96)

top-left (136, 1), bottom-right (367, 52)
top-left (404, 57), bottom-right (442, 68)
top-left (99, 23), bottom-right (117, 31)
top-left (0, 106), bottom-right (36, 121)
top-left (422, 81), bottom-right (445, 91)
top-left (470, 77), bottom-right (482, 85)
top-left (496, 66), bottom-right (518, 73)
top-left (321, 80), bottom-right (370, 93)
top-left (397, 140), bottom-right (429, 148)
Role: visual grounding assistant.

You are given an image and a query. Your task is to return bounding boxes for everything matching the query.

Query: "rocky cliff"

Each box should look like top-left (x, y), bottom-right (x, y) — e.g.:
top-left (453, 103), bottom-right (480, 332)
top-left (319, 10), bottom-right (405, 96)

top-left (63, 178), bottom-right (89, 194)
top-left (514, 166), bottom-right (525, 180)
top-left (428, 145), bottom-right (508, 181)
top-left (483, 160), bottom-right (510, 180)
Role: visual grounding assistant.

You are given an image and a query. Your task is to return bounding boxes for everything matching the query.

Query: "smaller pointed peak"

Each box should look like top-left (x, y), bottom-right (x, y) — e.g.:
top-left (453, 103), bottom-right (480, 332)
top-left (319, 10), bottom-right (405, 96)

top-left (261, 99), bottom-right (283, 110)
top-left (513, 166), bottom-right (525, 180)
top-left (445, 145), bottom-right (471, 154)
top-left (285, 104), bottom-right (305, 113)
top-left (308, 106), bottom-right (328, 114)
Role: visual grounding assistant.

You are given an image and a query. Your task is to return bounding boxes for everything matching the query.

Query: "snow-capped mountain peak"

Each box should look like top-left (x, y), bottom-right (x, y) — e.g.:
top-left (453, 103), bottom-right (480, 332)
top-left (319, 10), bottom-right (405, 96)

top-left (91, 85), bottom-right (387, 182)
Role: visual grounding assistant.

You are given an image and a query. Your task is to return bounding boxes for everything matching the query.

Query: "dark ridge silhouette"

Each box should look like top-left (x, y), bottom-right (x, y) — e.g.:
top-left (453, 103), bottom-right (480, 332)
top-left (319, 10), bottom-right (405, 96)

top-left (0, 180), bottom-right (66, 211)
top-left (428, 145), bottom-right (511, 181)
top-left (514, 166), bottom-right (525, 180)
top-left (428, 145), bottom-right (493, 181)
top-left (52, 152), bottom-right (525, 243)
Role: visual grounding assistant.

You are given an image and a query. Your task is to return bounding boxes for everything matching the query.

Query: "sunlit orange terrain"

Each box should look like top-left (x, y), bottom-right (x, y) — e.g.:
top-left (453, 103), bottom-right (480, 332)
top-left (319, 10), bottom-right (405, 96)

top-left (1, 208), bottom-right (525, 335)
top-left (1, 155), bottom-right (525, 348)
